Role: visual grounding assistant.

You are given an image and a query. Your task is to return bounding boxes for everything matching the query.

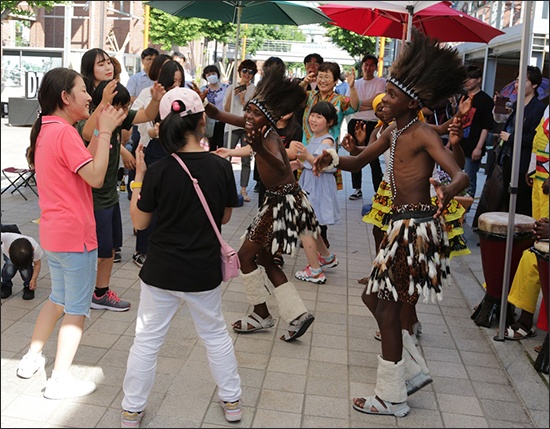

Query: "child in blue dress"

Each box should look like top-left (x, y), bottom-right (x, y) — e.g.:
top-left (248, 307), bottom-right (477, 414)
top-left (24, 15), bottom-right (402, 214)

top-left (295, 101), bottom-right (340, 284)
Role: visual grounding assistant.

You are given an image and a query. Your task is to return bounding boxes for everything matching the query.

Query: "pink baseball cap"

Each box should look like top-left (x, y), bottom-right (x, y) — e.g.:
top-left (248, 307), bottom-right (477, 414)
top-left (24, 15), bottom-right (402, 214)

top-left (159, 87), bottom-right (204, 120)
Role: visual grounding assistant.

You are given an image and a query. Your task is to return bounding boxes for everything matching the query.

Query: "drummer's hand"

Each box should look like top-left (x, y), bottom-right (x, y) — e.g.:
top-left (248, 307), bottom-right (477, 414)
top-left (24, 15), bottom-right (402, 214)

top-left (533, 217), bottom-right (549, 241)
top-left (429, 177), bottom-right (450, 218)
top-left (542, 177), bottom-right (549, 195)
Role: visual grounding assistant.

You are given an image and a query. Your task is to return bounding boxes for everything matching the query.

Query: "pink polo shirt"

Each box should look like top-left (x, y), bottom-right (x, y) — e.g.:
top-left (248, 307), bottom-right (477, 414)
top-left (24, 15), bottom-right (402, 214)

top-left (34, 116), bottom-right (97, 252)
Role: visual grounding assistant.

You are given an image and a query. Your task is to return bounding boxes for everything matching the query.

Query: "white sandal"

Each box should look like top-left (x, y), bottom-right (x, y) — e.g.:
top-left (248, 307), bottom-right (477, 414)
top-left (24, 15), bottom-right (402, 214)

top-left (280, 312), bottom-right (315, 342)
top-left (232, 312), bottom-right (275, 333)
top-left (352, 395), bottom-right (410, 417)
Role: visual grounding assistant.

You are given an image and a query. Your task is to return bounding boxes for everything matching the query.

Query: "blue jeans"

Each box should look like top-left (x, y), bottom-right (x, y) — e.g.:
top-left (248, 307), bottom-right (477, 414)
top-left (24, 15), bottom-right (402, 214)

top-left (1, 254), bottom-right (32, 287)
top-left (464, 157), bottom-right (481, 198)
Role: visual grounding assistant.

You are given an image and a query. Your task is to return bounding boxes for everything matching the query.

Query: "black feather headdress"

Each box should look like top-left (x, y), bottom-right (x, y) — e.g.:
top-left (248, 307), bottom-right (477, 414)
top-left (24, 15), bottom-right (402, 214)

top-left (388, 29), bottom-right (467, 109)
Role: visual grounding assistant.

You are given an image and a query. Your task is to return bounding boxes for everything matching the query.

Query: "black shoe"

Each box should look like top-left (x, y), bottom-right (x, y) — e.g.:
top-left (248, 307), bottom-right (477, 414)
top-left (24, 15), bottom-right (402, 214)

top-left (253, 183), bottom-right (259, 193)
top-left (474, 295), bottom-right (499, 328)
top-left (1, 285), bottom-right (13, 299)
top-left (114, 250), bottom-right (122, 263)
top-left (22, 286), bottom-right (34, 300)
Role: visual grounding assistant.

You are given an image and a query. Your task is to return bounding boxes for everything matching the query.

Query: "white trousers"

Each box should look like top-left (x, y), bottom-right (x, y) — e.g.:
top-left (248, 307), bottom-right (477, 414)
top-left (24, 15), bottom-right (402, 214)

top-left (122, 281), bottom-right (242, 412)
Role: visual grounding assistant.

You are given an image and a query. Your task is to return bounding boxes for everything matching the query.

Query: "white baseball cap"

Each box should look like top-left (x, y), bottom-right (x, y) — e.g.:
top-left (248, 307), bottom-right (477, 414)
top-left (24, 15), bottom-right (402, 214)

top-left (159, 87), bottom-right (204, 120)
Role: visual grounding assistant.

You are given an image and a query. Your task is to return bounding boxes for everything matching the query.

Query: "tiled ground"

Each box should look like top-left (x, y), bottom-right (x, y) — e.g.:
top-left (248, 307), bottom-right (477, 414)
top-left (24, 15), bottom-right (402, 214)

top-left (1, 117), bottom-right (548, 428)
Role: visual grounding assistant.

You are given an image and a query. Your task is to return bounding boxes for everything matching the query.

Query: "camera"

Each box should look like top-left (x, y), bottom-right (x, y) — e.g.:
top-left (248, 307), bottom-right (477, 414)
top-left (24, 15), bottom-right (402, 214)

top-left (236, 84), bottom-right (247, 92)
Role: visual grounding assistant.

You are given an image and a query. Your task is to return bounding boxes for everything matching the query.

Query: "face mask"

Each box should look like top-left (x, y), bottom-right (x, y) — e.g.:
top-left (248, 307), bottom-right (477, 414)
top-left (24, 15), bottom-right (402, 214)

top-left (207, 75), bottom-right (219, 84)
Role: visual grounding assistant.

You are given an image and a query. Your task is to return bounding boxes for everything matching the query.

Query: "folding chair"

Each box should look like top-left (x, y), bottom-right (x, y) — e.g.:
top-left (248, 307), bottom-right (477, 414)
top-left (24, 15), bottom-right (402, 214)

top-left (1, 167), bottom-right (38, 201)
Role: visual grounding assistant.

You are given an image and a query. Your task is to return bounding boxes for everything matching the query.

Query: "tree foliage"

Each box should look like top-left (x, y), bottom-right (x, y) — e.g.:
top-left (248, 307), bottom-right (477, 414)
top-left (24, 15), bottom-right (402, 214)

top-left (1, 1), bottom-right (64, 21)
top-left (147, 8), bottom-right (305, 56)
top-left (321, 23), bottom-right (377, 63)
top-left (148, 8), bottom-right (235, 51)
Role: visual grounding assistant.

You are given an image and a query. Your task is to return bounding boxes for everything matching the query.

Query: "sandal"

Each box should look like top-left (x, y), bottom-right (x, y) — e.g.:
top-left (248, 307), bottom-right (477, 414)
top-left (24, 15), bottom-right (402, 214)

top-left (534, 344), bottom-right (542, 353)
top-left (280, 312), bottom-right (315, 342)
top-left (241, 190), bottom-right (251, 202)
top-left (503, 323), bottom-right (536, 341)
top-left (374, 331), bottom-right (381, 341)
top-left (352, 396), bottom-right (410, 417)
top-left (232, 312), bottom-right (275, 333)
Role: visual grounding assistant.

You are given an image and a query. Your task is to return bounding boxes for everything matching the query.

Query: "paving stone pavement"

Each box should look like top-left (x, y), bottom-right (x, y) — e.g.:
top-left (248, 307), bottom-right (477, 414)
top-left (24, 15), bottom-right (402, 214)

top-left (1, 117), bottom-right (548, 428)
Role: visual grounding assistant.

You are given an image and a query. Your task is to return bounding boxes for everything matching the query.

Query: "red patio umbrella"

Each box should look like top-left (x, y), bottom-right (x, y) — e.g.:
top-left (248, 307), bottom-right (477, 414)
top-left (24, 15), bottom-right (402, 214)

top-left (320, 1), bottom-right (504, 43)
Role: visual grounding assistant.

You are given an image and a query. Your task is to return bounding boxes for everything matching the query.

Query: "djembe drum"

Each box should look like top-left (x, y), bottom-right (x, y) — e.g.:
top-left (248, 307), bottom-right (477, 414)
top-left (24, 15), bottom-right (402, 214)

top-left (472, 212), bottom-right (536, 328)
top-left (532, 240), bottom-right (549, 374)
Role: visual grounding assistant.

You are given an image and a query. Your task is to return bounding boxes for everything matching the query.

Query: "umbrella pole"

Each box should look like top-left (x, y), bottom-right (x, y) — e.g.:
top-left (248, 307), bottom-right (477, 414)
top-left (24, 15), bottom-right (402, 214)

top-left (494, 1), bottom-right (534, 342)
top-left (226, 3), bottom-right (243, 149)
top-left (405, 5), bottom-right (413, 42)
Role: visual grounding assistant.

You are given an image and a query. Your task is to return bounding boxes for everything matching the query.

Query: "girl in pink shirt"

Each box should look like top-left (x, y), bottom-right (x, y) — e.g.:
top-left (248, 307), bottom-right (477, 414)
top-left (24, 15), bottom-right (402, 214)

top-left (17, 68), bottom-right (125, 400)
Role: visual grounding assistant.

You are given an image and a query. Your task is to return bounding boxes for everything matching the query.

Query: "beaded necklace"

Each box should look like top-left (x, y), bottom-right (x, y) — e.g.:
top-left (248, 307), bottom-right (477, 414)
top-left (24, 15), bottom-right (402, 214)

top-left (387, 117), bottom-right (419, 199)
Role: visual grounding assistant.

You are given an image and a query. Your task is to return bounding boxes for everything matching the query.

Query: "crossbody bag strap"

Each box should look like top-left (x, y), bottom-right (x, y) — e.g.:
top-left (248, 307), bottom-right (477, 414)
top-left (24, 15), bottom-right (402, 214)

top-left (171, 153), bottom-right (225, 246)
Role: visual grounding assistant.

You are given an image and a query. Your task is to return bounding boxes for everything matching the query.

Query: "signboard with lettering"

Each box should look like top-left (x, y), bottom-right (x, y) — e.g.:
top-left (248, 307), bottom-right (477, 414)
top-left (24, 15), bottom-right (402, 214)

top-left (25, 71), bottom-right (44, 99)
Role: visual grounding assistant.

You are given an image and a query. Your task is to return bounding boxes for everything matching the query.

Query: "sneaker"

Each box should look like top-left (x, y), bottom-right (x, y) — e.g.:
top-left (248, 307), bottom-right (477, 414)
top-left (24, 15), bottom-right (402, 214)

top-left (349, 189), bottom-right (362, 200)
top-left (318, 252), bottom-right (339, 269)
top-left (91, 289), bottom-right (131, 311)
top-left (220, 400), bottom-right (242, 422)
top-left (295, 265), bottom-right (326, 284)
top-left (22, 286), bottom-right (35, 300)
top-left (43, 371), bottom-right (96, 400)
top-left (1, 285), bottom-right (12, 299)
top-left (16, 352), bottom-right (46, 379)
top-left (132, 252), bottom-right (146, 268)
top-left (121, 410), bottom-right (144, 428)
top-left (114, 249), bottom-right (122, 263)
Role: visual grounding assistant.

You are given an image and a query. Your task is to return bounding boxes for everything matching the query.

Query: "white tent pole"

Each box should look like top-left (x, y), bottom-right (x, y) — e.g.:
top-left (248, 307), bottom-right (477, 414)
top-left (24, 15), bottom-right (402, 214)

top-left (494, 1), bottom-right (534, 342)
top-left (406, 5), bottom-right (413, 41)
top-left (226, 2), bottom-right (242, 148)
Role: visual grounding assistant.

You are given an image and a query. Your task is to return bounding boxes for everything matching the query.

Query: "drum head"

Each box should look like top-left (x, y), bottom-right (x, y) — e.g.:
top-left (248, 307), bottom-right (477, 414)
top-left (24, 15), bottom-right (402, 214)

top-left (478, 212), bottom-right (536, 236)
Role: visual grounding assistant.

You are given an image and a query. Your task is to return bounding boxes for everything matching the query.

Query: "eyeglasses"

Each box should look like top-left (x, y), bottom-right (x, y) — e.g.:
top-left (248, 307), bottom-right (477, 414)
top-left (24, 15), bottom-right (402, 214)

top-left (241, 68), bottom-right (256, 75)
top-left (305, 61), bottom-right (320, 67)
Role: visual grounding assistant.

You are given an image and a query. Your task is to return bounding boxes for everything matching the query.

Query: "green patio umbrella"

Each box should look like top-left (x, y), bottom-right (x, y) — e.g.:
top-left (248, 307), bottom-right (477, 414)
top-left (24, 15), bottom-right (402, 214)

top-left (146, 1), bottom-right (331, 144)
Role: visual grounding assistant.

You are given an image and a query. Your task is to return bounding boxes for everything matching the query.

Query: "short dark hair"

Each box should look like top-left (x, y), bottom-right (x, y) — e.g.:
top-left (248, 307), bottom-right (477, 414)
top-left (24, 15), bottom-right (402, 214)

top-left (141, 47), bottom-right (159, 60)
top-left (238, 59), bottom-right (257, 74)
top-left (202, 64), bottom-right (221, 80)
top-left (93, 80), bottom-right (130, 109)
top-left (317, 62), bottom-right (340, 82)
top-left (466, 65), bottom-right (482, 79)
top-left (362, 54), bottom-right (378, 65)
top-left (9, 238), bottom-right (34, 270)
top-left (171, 51), bottom-right (186, 62)
top-left (526, 65), bottom-right (543, 95)
top-left (304, 53), bottom-right (323, 65)
top-left (310, 101), bottom-right (338, 129)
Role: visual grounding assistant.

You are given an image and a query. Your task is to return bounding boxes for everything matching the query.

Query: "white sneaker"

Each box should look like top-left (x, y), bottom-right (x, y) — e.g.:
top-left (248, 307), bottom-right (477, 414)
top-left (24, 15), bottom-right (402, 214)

top-left (17, 352), bottom-right (46, 379)
top-left (43, 371), bottom-right (96, 400)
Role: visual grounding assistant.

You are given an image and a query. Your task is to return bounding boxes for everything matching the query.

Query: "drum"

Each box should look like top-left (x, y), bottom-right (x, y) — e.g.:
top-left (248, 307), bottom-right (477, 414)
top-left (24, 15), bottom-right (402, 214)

top-left (478, 212), bottom-right (536, 299)
top-left (472, 212), bottom-right (535, 328)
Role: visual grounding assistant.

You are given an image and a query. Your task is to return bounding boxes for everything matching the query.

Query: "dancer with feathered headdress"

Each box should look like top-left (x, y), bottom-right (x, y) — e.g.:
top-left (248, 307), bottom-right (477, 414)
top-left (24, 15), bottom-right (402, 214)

top-left (314, 29), bottom-right (469, 417)
top-left (203, 64), bottom-right (318, 342)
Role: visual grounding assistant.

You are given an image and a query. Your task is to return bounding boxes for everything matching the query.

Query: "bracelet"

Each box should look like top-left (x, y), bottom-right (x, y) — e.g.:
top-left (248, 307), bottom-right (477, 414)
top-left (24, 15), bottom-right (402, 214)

top-left (130, 181), bottom-right (142, 190)
top-left (93, 129), bottom-right (112, 138)
top-left (321, 148), bottom-right (339, 172)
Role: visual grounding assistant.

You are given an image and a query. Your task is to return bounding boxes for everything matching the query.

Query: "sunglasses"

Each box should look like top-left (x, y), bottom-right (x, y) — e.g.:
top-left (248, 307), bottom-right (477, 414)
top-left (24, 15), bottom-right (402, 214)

top-left (241, 68), bottom-right (256, 75)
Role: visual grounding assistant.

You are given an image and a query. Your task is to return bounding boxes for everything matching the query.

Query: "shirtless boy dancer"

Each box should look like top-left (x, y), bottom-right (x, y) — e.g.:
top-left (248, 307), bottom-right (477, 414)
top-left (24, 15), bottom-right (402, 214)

top-left (204, 66), bottom-right (317, 342)
top-left (314, 30), bottom-right (469, 417)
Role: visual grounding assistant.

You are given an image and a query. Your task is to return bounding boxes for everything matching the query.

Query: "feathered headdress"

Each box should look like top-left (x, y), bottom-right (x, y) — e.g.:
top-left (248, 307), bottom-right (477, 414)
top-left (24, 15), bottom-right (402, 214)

top-left (248, 66), bottom-right (306, 127)
top-left (388, 29), bottom-right (467, 109)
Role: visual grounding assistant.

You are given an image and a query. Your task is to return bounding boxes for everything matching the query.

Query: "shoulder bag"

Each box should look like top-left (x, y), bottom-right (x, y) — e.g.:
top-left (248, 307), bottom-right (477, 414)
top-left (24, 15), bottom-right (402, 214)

top-left (171, 153), bottom-right (241, 281)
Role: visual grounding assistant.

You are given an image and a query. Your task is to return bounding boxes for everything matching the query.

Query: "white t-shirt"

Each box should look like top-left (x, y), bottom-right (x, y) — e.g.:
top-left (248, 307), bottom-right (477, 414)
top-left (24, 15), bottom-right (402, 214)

top-left (1, 232), bottom-right (44, 262)
top-left (347, 77), bottom-right (386, 122)
top-left (133, 86), bottom-right (154, 147)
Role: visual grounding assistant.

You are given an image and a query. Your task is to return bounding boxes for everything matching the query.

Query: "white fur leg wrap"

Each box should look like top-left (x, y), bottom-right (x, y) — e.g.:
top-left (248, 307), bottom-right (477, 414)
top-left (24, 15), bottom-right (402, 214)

top-left (402, 329), bottom-right (430, 374)
top-left (374, 356), bottom-right (407, 404)
top-left (273, 282), bottom-right (308, 323)
top-left (241, 267), bottom-right (271, 306)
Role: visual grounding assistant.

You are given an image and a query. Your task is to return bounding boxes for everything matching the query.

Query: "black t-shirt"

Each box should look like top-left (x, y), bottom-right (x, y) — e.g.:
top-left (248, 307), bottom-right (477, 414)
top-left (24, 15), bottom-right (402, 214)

top-left (138, 151), bottom-right (238, 291)
top-left (460, 90), bottom-right (494, 157)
